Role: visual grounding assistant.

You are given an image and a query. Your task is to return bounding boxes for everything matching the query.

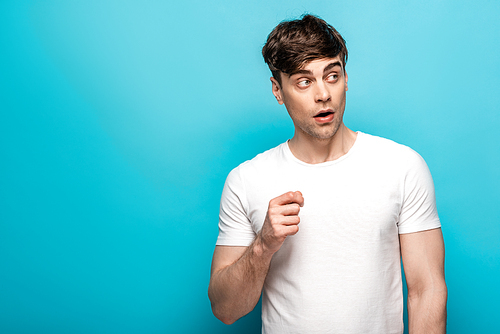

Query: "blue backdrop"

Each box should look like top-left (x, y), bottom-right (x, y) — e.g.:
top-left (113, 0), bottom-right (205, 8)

top-left (1, 1), bottom-right (499, 333)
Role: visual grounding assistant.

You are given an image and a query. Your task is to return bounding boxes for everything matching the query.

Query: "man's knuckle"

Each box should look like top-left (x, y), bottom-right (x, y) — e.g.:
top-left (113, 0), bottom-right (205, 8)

top-left (271, 208), bottom-right (283, 217)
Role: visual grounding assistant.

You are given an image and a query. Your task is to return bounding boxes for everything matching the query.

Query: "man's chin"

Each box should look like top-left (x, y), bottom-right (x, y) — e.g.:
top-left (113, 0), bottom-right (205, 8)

top-left (312, 125), bottom-right (342, 140)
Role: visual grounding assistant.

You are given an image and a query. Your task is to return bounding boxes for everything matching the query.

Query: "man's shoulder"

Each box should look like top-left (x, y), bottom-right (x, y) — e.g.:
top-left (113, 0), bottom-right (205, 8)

top-left (233, 142), bottom-right (287, 172)
top-left (359, 132), bottom-right (421, 160)
top-left (357, 132), bottom-right (431, 182)
top-left (361, 132), bottom-right (410, 151)
top-left (225, 142), bottom-right (287, 183)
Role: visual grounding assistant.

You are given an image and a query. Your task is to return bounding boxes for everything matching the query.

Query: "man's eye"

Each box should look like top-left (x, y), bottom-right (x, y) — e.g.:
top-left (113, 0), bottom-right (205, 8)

top-left (328, 74), bottom-right (338, 81)
top-left (298, 80), bottom-right (310, 87)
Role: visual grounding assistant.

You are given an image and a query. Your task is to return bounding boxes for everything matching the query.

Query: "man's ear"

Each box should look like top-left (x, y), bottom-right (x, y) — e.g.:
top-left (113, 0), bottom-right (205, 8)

top-left (270, 77), bottom-right (284, 105)
top-left (344, 72), bottom-right (348, 92)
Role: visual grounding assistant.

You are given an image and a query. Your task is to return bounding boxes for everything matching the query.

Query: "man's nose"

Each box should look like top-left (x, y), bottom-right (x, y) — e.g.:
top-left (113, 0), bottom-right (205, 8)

top-left (314, 82), bottom-right (331, 102)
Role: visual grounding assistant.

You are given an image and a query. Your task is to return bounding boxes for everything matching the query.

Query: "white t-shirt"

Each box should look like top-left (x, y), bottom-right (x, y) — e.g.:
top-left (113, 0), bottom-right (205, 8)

top-left (217, 132), bottom-right (441, 334)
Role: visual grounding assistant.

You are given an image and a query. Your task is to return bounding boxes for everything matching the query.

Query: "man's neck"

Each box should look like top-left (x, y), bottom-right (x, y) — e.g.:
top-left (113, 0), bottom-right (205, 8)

top-left (288, 124), bottom-right (358, 164)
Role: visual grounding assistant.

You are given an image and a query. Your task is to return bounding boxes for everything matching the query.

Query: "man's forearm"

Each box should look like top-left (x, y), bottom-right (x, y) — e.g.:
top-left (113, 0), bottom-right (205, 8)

top-left (208, 236), bottom-right (274, 324)
top-left (407, 286), bottom-right (448, 334)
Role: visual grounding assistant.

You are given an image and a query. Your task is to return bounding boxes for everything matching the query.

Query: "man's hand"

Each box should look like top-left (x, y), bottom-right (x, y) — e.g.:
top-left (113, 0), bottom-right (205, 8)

top-left (257, 191), bottom-right (304, 254)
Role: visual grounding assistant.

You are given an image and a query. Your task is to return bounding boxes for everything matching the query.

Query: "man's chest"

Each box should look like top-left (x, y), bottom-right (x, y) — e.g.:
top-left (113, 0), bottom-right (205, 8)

top-left (244, 162), bottom-right (403, 238)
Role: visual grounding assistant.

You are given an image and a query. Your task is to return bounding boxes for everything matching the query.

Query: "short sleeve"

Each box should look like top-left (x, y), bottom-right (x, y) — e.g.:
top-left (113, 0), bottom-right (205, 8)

top-left (216, 167), bottom-right (256, 246)
top-left (397, 149), bottom-right (441, 234)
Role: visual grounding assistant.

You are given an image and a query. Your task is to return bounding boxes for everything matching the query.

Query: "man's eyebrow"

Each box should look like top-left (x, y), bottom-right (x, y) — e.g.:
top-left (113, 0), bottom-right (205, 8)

top-left (288, 69), bottom-right (313, 77)
top-left (288, 61), bottom-right (342, 78)
top-left (323, 61), bottom-right (342, 73)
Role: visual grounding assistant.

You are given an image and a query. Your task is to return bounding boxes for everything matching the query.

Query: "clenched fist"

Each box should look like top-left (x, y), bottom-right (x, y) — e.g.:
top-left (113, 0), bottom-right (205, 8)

top-left (258, 191), bottom-right (304, 254)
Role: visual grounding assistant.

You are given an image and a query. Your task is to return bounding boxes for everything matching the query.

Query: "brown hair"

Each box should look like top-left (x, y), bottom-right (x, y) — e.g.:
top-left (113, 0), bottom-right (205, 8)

top-left (262, 14), bottom-right (348, 85)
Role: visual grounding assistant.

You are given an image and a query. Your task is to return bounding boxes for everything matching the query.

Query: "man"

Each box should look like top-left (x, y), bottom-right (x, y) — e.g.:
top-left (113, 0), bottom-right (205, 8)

top-left (208, 14), bottom-right (447, 333)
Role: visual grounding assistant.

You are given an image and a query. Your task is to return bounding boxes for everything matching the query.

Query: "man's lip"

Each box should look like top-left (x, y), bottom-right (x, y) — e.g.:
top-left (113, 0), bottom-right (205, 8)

top-left (314, 109), bottom-right (334, 117)
top-left (313, 109), bottom-right (335, 123)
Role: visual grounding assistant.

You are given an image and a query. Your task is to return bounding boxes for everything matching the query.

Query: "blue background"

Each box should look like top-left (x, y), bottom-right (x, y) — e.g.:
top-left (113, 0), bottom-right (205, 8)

top-left (1, 1), bottom-right (499, 333)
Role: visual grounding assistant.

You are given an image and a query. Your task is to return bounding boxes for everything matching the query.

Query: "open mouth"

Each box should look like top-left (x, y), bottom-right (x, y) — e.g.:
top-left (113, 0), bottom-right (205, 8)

top-left (314, 110), bottom-right (334, 118)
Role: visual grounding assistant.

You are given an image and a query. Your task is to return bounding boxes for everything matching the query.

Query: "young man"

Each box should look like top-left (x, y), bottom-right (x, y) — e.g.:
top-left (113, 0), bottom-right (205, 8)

top-left (208, 14), bottom-right (447, 334)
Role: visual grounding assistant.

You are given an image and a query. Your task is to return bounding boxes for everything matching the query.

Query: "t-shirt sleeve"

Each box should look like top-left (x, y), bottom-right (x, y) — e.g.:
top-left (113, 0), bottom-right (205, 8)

top-left (397, 148), bottom-right (441, 234)
top-left (216, 167), bottom-right (256, 246)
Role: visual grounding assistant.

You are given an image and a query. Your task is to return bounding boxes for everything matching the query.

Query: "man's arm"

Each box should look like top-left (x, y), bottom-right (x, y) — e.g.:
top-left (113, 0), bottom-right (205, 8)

top-left (400, 228), bottom-right (447, 334)
top-left (208, 242), bottom-right (272, 324)
top-left (208, 191), bottom-right (304, 324)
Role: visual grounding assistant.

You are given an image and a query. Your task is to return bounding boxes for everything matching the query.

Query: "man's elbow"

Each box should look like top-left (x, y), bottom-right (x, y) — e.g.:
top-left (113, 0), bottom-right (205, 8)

top-left (208, 290), bottom-right (239, 325)
top-left (408, 280), bottom-right (448, 303)
top-left (217, 314), bottom-right (238, 325)
top-left (211, 303), bottom-right (238, 325)
top-left (439, 283), bottom-right (448, 305)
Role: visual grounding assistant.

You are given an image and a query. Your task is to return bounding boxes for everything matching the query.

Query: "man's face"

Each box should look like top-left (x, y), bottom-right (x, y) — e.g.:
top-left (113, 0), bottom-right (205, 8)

top-left (271, 57), bottom-right (348, 141)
